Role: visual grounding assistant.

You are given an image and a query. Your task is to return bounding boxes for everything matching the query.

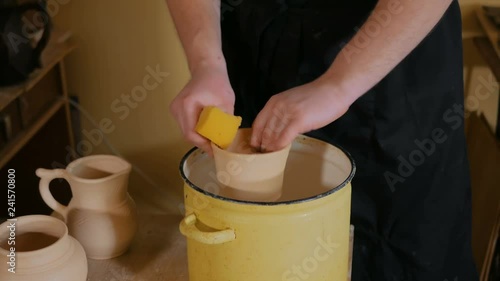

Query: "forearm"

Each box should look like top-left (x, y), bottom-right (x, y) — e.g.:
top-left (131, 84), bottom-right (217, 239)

top-left (321, 0), bottom-right (453, 104)
top-left (166, 0), bottom-right (225, 73)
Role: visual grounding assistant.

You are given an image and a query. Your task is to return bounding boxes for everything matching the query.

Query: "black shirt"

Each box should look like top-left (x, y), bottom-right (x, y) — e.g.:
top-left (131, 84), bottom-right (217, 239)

top-left (221, 1), bottom-right (478, 280)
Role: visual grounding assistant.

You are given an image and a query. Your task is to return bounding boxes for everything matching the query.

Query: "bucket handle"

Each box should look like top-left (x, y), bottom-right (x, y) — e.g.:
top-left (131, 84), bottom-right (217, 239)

top-left (179, 213), bottom-right (235, 244)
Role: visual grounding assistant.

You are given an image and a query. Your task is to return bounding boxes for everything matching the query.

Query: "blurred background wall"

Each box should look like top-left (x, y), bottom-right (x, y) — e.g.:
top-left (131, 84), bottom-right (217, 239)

top-left (53, 0), bottom-right (190, 212)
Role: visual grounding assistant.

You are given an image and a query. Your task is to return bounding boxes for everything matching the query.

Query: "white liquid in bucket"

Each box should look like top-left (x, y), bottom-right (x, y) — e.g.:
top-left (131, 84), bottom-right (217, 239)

top-left (186, 138), bottom-right (352, 202)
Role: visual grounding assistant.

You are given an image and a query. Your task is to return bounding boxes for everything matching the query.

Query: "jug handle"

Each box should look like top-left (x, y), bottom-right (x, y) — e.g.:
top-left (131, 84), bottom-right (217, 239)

top-left (179, 213), bottom-right (235, 245)
top-left (36, 168), bottom-right (69, 220)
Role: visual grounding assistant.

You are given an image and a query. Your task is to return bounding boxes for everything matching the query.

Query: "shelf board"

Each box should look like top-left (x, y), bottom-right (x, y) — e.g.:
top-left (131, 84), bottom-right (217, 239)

top-left (474, 37), bottom-right (500, 82)
top-left (476, 6), bottom-right (500, 59)
top-left (0, 30), bottom-right (76, 111)
top-left (0, 98), bottom-right (65, 168)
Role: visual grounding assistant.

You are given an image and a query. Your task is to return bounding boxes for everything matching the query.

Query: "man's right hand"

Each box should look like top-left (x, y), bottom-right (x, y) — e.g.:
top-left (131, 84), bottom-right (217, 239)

top-left (170, 64), bottom-right (235, 155)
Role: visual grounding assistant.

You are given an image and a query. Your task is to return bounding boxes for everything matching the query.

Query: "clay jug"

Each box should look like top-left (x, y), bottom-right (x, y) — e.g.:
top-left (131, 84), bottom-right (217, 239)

top-left (211, 128), bottom-right (292, 202)
top-left (0, 215), bottom-right (88, 281)
top-left (36, 154), bottom-right (137, 260)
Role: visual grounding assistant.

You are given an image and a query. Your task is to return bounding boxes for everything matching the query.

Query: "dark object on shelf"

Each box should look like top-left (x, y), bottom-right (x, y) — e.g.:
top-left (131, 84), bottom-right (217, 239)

top-left (484, 6), bottom-right (500, 28)
top-left (498, 108), bottom-right (500, 141)
top-left (0, 100), bottom-right (22, 148)
top-left (483, 5), bottom-right (500, 49)
top-left (488, 232), bottom-right (499, 281)
top-left (0, 1), bottom-right (51, 86)
top-left (0, 0), bottom-right (17, 6)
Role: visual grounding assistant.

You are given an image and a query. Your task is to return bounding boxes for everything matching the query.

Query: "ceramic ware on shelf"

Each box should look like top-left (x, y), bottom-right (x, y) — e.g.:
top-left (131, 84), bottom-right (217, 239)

top-left (0, 215), bottom-right (88, 281)
top-left (36, 154), bottom-right (137, 260)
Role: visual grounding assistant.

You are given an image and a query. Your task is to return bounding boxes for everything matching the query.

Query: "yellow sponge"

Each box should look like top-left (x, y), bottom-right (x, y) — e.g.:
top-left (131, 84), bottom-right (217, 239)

top-left (195, 106), bottom-right (242, 149)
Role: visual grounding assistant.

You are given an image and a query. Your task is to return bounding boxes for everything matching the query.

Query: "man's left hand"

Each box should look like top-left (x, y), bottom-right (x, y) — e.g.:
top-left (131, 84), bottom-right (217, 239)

top-left (250, 79), bottom-right (350, 151)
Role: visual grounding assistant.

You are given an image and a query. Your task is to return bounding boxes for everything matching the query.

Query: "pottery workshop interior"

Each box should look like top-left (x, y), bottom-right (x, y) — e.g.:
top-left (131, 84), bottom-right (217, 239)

top-left (0, 0), bottom-right (499, 280)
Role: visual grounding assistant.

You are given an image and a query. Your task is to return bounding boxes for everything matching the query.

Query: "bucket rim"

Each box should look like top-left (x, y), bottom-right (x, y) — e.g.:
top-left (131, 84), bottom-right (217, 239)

top-left (179, 135), bottom-right (356, 206)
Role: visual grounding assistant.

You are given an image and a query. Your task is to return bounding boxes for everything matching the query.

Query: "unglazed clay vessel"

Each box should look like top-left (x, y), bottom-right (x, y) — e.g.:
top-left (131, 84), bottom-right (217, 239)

top-left (211, 128), bottom-right (292, 202)
top-left (0, 215), bottom-right (88, 281)
top-left (36, 155), bottom-right (137, 260)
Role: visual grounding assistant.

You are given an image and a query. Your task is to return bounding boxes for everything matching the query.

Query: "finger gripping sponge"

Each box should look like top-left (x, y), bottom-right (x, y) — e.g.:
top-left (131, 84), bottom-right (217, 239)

top-left (195, 106), bottom-right (242, 149)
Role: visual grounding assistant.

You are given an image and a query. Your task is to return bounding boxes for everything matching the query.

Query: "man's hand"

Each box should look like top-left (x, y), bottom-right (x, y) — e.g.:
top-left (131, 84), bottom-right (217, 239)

top-left (166, 0), bottom-right (229, 154)
top-left (170, 64), bottom-right (235, 155)
top-left (250, 79), bottom-right (349, 151)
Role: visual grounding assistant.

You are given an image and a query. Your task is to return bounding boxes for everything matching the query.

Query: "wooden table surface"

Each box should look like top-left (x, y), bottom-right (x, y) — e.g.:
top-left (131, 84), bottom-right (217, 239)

top-left (85, 197), bottom-right (354, 281)
top-left (86, 199), bottom-right (189, 281)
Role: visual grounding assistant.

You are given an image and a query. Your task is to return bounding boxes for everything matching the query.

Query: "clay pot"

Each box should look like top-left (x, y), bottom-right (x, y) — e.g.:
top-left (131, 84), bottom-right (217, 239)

top-left (211, 128), bottom-right (292, 202)
top-left (36, 154), bottom-right (137, 260)
top-left (0, 215), bottom-right (88, 281)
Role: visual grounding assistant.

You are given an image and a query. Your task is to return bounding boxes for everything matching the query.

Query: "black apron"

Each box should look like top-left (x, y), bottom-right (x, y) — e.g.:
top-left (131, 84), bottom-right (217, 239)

top-left (221, 1), bottom-right (479, 280)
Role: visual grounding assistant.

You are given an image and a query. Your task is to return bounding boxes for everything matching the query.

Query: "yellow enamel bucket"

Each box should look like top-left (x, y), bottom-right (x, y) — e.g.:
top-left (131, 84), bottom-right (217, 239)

top-left (179, 135), bottom-right (355, 281)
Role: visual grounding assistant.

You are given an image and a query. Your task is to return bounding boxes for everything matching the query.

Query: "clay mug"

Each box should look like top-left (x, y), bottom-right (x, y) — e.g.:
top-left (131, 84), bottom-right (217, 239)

top-left (36, 154), bottom-right (137, 260)
top-left (211, 128), bottom-right (292, 202)
top-left (0, 215), bottom-right (88, 281)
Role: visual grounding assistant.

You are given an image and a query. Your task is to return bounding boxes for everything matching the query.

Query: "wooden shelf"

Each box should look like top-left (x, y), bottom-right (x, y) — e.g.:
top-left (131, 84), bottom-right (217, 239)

top-left (0, 28), bottom-right (76, 169)
top-left (476, 6), bottom-right (500, 59)
top-left (474, 5), bottom-right (500, 139)
top-left (474, 37), bottom-right (500, 82)
top-left (467, 114), bottom-right (500, 281)
top-left (0, 98), bottom-right (65, 168)
top-left (0, 30), bottom-right (76, 112)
